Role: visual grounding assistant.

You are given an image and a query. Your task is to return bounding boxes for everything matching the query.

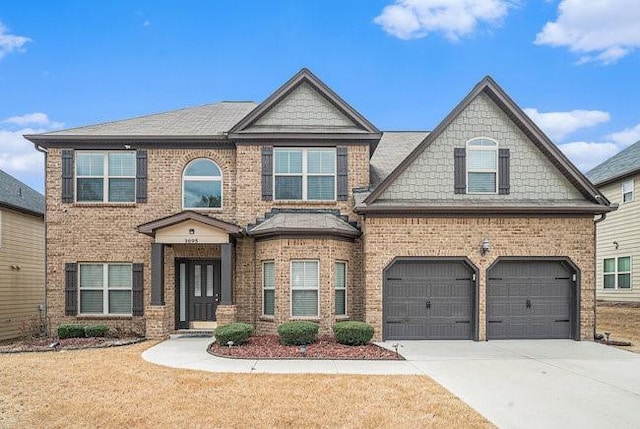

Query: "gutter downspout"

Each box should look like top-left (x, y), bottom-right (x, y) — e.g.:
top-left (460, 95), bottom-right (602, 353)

top-left (592, 212), bottom-right (607, 341)
top-left (34, 143), bottom-right (48, 336)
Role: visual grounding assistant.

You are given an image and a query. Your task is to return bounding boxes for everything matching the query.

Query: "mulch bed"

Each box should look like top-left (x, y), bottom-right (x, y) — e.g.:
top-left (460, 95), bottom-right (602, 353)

top-left (208, 335), bottom-right (403, 360)
top-left (0, 337), bottom-right (146, 353)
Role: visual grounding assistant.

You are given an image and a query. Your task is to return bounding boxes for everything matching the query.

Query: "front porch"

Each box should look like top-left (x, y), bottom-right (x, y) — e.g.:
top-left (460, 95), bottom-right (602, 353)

top-left (138, 211), bottom-right (242, 338)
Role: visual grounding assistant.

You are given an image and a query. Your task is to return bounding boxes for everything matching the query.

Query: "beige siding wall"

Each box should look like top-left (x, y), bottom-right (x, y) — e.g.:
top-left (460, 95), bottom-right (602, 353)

top-left (379, 93), bottom-right (584, 202)
top-left (595, 174), bottom-right (640, 302)
top-left (0, 208), bottom-right (45, 341)
top-left (363, 216), bottom-right (596, 341)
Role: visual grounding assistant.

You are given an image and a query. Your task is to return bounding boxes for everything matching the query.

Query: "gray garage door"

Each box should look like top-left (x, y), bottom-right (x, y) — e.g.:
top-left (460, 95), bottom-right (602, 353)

top-left (487, 260), bottom-right (574, 339)
top-left (384, 260), bottom-right (475, 340)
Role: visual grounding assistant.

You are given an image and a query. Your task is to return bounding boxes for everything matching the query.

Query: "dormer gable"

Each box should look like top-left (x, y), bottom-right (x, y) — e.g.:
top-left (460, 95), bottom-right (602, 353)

top-left (229, 68), bottom-right (380, 140)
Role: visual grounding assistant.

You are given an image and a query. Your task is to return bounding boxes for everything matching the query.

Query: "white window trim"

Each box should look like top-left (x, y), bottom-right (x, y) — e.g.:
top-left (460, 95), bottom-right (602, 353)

top-left (78, 263), bottom-right (133, 316)
top-left (335, 261), bottom-right (347, 316)
top-left (262, 261), bottom-right (275, 316)
top-left (290, 259), bottom-right (320, 318)
top-left (603, 256), bottom-right (632, 290)
top-left (622, 179), bottom-right (634, 204)
top-left (466, 137), bottom-right (498, 195)
top-left (75, 151), bottom-right (136, 203)
top-left (182, 158), bottom-right (224, 210)
top-left (273, 148), bottom-right (337, 201)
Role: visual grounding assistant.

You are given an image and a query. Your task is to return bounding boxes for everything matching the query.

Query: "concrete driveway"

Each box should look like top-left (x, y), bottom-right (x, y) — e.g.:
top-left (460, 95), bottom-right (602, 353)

top-left (390, 340), bottom-right (640, 429)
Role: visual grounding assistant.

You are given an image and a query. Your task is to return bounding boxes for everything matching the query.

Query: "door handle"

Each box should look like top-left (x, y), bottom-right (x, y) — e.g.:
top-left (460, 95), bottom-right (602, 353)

top-left (426, 300), bottom-right (431, 309)
top-left (526, 299), bottom-right (531, 309)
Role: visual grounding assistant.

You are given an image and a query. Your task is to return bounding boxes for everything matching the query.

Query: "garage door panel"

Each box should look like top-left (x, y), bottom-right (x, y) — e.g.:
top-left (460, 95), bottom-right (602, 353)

top-left (384, 260), bottom-right (474, 340)
top-left (487, 260), bottom-right (573, 340)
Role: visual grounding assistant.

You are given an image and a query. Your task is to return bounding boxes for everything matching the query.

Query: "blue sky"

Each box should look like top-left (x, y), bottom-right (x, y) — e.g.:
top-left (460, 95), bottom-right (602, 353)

top-left (1, 0), bottom-right (639, 193)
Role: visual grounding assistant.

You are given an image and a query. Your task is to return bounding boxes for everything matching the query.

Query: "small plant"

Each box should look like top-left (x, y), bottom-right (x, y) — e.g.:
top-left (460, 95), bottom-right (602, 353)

top-left (277, 321), bottom-right (319, 345)
top-left (333, 321), bottom-right (374, 346)
top-left (84, 325), bottom-right (109, 338)
top-left (57, 324), bottom-right (86, 339)
top-left (215, 323), bottom-right (254, 345)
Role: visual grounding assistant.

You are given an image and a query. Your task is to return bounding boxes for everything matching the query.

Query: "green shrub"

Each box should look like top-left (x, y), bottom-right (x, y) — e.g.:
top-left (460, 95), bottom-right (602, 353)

top-left (84, 325), bottom-right (109, 338)
top-left (57, 324), bottom-right (86, 339)
top-left (277, 321), bottom-right (319, 345)
top-left (215, 323), bottom-right (254, 345)
top-left (333, 321), bottom-right (374, 346)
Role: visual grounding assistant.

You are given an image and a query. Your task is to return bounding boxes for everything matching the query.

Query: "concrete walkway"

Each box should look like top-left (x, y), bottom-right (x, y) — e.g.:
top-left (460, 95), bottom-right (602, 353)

top-left (142, 338), bottom-right (640, 428)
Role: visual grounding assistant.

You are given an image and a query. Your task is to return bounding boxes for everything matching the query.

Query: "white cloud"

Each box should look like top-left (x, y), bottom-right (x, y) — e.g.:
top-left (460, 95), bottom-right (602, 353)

top-left (0, 22), bottom-right (31, 59)
top-left (523, 108), bottom-right (610, 142)
top-left (535, 0), bottom-right (640, 64)
top-left (374, 0), bottom-right (515, 41)
top-left (0, 113), bottom-right (64, 192)
top-left (605, 123), bottom-right (640, 147)
top-left (2, 112), bottom-right (63, 128)
top-left (559, 141), bottom-right (620, 172)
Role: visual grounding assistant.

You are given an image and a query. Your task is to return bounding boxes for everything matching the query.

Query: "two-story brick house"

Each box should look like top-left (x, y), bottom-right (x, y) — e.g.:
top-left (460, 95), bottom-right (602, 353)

top-left (26, 69), bottom-right (612, 341)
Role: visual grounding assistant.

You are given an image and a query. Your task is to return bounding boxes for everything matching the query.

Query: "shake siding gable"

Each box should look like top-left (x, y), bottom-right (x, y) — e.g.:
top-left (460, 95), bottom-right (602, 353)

top-left (378, 93), bottom-right (584, 201)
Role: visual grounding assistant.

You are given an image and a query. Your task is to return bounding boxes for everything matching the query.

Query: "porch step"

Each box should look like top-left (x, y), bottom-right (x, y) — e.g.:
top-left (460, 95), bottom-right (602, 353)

top-left (169, 329), bottom-right (215, 339)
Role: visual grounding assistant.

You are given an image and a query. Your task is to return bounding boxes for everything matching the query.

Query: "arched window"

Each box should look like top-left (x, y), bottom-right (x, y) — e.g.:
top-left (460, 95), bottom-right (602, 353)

top-left (466, 138), bottom-right (498, 194)
top-left (183, 159), bottom-right (223, 208)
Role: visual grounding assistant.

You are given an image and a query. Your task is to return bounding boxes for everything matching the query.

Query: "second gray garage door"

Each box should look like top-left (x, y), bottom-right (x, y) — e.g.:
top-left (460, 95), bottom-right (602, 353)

top-left (384, 259), bottom-right (475, 340)
top-left (487, 260), bottom-right (575, 340)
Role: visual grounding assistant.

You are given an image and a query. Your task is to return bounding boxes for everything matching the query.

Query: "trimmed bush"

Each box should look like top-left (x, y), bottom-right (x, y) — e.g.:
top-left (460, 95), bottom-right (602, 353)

top-left (277, 321), bottom-right (319, 345)
top-left (84, 325), bottom-right (109, 338)
top-left (57, 324), bottom-right (86, 339)
top-left (333, 321), bottom-right (374, 346)
top-left (215, 323), bottom-right (254, 345)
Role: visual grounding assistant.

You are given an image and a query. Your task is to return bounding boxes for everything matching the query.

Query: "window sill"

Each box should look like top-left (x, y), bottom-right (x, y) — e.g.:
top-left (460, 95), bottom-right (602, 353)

top-left (274, 200), bottom-right (338, 205)
top-left (289, 317), bottom-right (320, 323)
top-left (183, 207), bottom-right (224, 212)
top-left (335, 315), bottom-right (350, 321)
top-left (73, 202), bottom-right (137, 208)
top-left (259, 316), bottom-right (276, 322)
top-left (76, 315), bottom-right (134, 320)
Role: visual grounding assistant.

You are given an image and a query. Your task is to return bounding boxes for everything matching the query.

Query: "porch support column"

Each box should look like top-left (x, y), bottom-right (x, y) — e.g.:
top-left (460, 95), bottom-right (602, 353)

top-left (221, 242), bottom-right (234, 305)
top-left (151, 243), bottom-right (165, 305)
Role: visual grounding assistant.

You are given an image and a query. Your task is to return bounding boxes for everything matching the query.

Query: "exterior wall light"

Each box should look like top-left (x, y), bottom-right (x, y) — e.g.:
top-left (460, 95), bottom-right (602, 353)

top-left (189, 228), bottom-right (195, 235)
top-left (481, 238), bottom-right (490, 255)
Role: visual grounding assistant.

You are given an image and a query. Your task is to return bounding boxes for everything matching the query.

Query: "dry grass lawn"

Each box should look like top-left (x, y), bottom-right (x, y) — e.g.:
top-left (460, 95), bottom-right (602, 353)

top-left (597, 303), bottom-right (640, 353)
top-left (0, 342), bottom-right (492, 428)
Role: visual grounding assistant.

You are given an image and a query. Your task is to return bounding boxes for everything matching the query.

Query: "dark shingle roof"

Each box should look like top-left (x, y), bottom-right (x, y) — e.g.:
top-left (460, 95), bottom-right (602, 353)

top-left (37, 102), bottom-right (258, 137)
top-left (370, 131), bottom-right (429, 185)
top-left (0, 169), bottom-right (44, 215)
top-left (586, 141), bottom-right (640, 186)
top-left (247, 210), bottom-right (360, 239)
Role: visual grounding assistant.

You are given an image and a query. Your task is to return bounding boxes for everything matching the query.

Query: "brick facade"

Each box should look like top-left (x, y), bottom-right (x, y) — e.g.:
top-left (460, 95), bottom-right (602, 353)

top-left (362, 216), bottom-right (596, 341)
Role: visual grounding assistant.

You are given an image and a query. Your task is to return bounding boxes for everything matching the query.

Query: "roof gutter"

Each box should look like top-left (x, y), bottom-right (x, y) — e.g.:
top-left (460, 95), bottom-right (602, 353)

top-left (355, 204), bottom-right (617, 216)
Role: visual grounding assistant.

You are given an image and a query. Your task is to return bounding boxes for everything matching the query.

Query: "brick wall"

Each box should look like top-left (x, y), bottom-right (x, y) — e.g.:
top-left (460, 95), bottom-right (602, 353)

top-left (362, 216), bottom-right (596, 341)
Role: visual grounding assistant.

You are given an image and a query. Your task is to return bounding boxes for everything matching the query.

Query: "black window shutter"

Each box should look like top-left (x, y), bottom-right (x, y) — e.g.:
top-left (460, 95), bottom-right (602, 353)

top-left (261, 146), bottom-right (273, 201)
top-left (498, 148), bottom-right (510, 195)
top-left (65, 263), bottom-right (78, 316)
top-left (336, 146), bottom-right (348, 201)
top-left (136, 150), bottom-right (148, 203)
top-left (61, 149), bottom-right (74, 203)
top-left (132, 263), bottom-right (144, 316)
top-left (454, 148), bottom-right (466, 194)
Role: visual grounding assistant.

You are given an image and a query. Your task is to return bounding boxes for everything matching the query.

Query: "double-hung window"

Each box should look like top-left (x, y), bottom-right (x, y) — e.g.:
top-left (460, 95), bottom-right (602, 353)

top-left (466, 138), bottom-right (498, 194)
top-left (79, 263), bottom-right (133, 315)
top-left (335, 262), bottom-right (346, 316)
top-left (76, 152), bottom-right (136, 202)
top-left (291, 260), bottom-right (319, 317)
top-left (274, 148), bottom-right (336, 200)
top-left (604, 257), bottom-right (631, 289)
top-left (622, 180), bottom-right (634, 203)
top-left (263, 261), bottom-right (275, 316)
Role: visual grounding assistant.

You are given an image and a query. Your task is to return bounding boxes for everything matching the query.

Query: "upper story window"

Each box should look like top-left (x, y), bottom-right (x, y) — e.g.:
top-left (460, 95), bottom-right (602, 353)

top-left (183, 159), bottom-right (223, 209)
top-left (274, 148), bottom-right (336, 201)
top-left (622, 179), bottom-right (634, 203)
top-left (76, 152), bottom-right (136, 202)
top-left (466, 138), bottom-right (498, 194)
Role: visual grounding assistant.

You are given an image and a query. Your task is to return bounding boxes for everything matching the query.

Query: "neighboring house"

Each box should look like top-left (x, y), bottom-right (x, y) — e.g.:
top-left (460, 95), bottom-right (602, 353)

top-left (586, 141), bottom-right (640, 302)
top-left (0, 169), bottom-right (45, 341)
top-left (25, 69), bottom-right (612, 342)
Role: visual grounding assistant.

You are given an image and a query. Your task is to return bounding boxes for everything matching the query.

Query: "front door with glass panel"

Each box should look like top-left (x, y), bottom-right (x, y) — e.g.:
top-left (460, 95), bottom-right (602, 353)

top-left (176, 260), bottom-right (220, 329)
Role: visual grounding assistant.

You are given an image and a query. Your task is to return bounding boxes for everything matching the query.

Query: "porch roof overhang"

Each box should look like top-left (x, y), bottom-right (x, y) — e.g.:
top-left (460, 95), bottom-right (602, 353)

top-left (138, 211), bottom-right (243, 244)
